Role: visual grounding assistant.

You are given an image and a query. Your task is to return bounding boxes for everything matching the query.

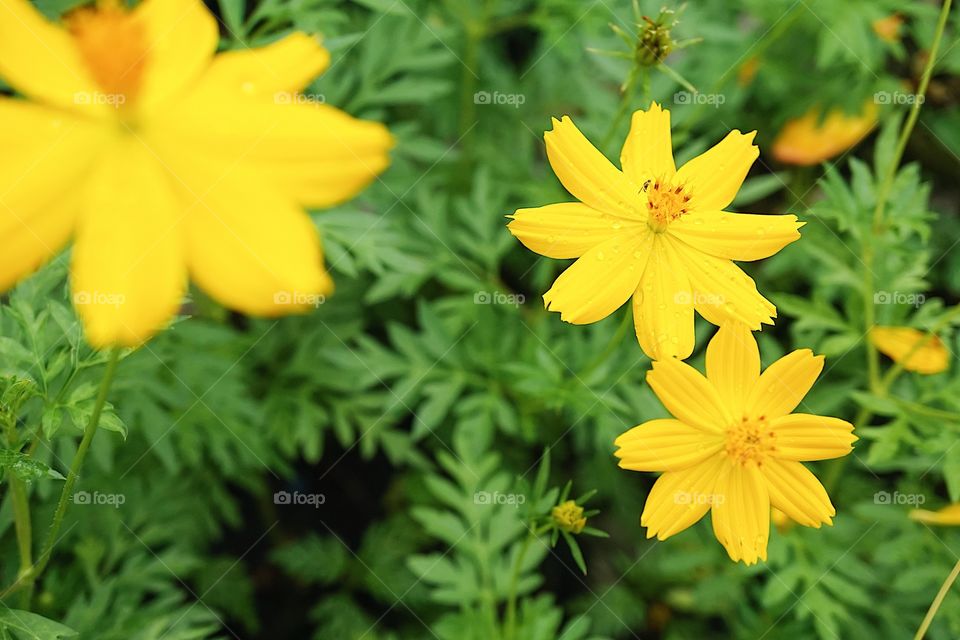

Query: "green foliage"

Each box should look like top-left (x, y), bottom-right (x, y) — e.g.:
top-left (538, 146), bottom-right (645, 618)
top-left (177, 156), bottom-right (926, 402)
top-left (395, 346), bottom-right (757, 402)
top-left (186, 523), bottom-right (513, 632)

top-left (3, 0), bottom-right (960, 639)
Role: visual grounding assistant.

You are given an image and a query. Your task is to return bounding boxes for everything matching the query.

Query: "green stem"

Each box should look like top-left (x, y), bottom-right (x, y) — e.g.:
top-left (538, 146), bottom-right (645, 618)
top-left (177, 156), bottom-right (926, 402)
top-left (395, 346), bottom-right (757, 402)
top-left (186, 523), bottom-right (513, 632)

top-left (862, 0), bottom-right (952, 393)
top-left (579, 310), bottom-right (633, 380)
top-left (4, 417), bottom-right (32, 608)
top-left (6, 474), bottom-right (32, 608)
top-left (914, 557), bottom-right (960, 640)
top-left (600, 68), bottom-right (640, 149)
top-left (0, 347), bottom-right (121, 601)
top-left (503, 523), bottom-right (550, 640)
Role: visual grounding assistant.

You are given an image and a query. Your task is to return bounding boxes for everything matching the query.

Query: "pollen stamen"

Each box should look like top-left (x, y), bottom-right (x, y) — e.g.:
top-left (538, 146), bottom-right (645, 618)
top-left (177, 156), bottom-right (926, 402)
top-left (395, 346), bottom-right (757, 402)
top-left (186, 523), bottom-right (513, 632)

top-left (644, 177), bottom-right (691, 232)
top-left (725, 417), bottom-right (776, 466)
top-left (67, 0), bottom-right (148, 108)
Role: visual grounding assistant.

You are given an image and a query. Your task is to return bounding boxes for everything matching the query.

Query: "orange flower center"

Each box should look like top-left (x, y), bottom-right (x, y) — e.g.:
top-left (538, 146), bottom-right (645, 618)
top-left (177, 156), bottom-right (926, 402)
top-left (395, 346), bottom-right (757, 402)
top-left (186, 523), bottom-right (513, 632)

top-left (67, 0), bottom-right (148, 110)
top-left (644, 178), bottom-right (691, 232)
top-left (725, 416), bottom-right (776, 466)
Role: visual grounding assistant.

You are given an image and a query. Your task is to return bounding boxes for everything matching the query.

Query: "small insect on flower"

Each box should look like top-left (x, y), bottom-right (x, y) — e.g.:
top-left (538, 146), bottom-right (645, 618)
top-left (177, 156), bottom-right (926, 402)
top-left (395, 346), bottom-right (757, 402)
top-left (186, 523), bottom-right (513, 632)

top-left (0, 0), bottom-right (393, 347)
top-left (613, 323), bottom-right (856, 565)
top-left (507, 102), bottom-right (802, 360)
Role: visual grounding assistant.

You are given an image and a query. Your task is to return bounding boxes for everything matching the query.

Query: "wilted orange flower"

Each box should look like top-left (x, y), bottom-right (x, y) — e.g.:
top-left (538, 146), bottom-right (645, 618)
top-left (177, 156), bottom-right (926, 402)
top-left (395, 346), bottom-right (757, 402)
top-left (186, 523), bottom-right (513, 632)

top-left (508, 102), bottom-right (801, 360)
top-left (738, 57), bottom-right (759, 87)
top-left (771, 102), bottom-right (878, 166)
top-left (870, 326), bottom-right (949, 374)
top-left (614, 323), bottom-right (856, 564)
top-left (0, 0), bottom-right (393, 347)
top-left (873, 15), bottom-right (904, 43)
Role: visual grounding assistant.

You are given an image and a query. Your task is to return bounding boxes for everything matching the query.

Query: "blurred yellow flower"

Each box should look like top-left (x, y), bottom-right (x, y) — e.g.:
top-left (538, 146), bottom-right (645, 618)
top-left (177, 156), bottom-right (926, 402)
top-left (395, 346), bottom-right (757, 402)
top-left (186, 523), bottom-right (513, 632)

top-left (737, 57), bottom-right (759, 87)
top-left (870, 326), bottom-right (949, 374)
top-left (873, 14), bottom-right (904, 43)
top-left (771, 102), bottom-right (877, 166)
top-left (0, 0), bottom-right (392, 347)
top-left (910, 503), bottom-right (960, 526)
top-left (614, 323), bottom-right (856, 564)
top-left (508, 103), bottom-right (801, 360)
top-left (771, 507), bottom-right (795, 533)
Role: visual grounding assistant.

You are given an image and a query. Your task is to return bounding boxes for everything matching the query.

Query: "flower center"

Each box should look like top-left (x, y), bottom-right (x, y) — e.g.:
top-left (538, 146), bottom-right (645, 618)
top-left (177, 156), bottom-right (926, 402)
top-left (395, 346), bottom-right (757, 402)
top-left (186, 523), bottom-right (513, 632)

top-left (643, 178), bottom-right (691, 232)
top-left (725, 416), bottom-right (776, 466)
top-left (67, 0), bottom-right (148, 110)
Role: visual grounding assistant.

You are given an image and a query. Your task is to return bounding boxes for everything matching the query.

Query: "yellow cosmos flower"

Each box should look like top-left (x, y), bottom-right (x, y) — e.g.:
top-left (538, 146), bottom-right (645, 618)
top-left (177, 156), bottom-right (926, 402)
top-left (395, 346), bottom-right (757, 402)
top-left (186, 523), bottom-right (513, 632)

top-left (771, 102), bottom-right (878, 166)
top-left (870, 326), bottom-right (949, 374)
top-left (910, 503), bottom-right (960, 526)
top-left (508, 103), bottom-right (801, 360)
top-left (0, 0), bottom-right (392, 347)
top-left (614, 323), bottom-right (856, 564)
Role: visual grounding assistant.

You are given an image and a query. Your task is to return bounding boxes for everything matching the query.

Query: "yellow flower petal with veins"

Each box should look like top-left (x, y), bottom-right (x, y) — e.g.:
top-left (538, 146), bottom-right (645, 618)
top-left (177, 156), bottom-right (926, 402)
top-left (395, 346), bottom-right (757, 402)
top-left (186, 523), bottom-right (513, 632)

top-left (772, 102), bottom-right (878, 166)
top-left (509, 102), bottom-right (800, 360)
top-left (870, 326), bottom-right (949, 374)
top-left (0, 0), bottom-right (393, 347)
top-left (614, 324), bottom-right (856, 565)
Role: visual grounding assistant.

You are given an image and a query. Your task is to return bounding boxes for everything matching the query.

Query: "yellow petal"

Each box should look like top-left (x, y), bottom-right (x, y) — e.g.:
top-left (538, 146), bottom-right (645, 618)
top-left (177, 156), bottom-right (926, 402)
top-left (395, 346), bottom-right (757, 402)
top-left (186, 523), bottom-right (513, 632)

top-left (772, 102), bottom-right (877, 166)
top-left (132, 0), bottom-right (219, 115)
top-left (910, 503), bottom-right (960, 526)
top-left (200, 32), bottom-right (330, 97)
top-left (676, 130), bottom-right (758, 212)
top-left (646, 358), bottom-right (731, 433)
top-left (71, 139), bottom-right (186, 347)
top-left (615, 419), bottom-right (723, 472)
top-left (508, 203), bottom-right (636, 259)
top-left (543, 231), bottom-right (649, 324)
top-left (668, 236), bottom-right (776, 329)
top-left (632, 236), bottom-right (695, 360)
top-left (0, 0), bottom-right (103, 115)
top-left (641, 455), bottom-right (727, 540)
top-left (870, 326), bottom-right (949, 375)
top-left (706, 323), bottom-right (760, 417)
top-left (620, 102), bottom-right (675, 184)
top-left (544, 116), bottom-right (643, 218)
top-left (668, 210), bottom-right (803, 262)
top-left (762, 458), bottom-right (835, 528)
top-left (153, 98), bottom-right (393, 209)
top-left (746, 349), bottom-right (824, 420)
top-left (710, 463), bottom-right (769, 565)
top-left (771, 413), bottom-right (856, 461)
top-left (150, 147), bottom-right (331, 316)
top-left (0, 99), bottom-right (106, 291)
